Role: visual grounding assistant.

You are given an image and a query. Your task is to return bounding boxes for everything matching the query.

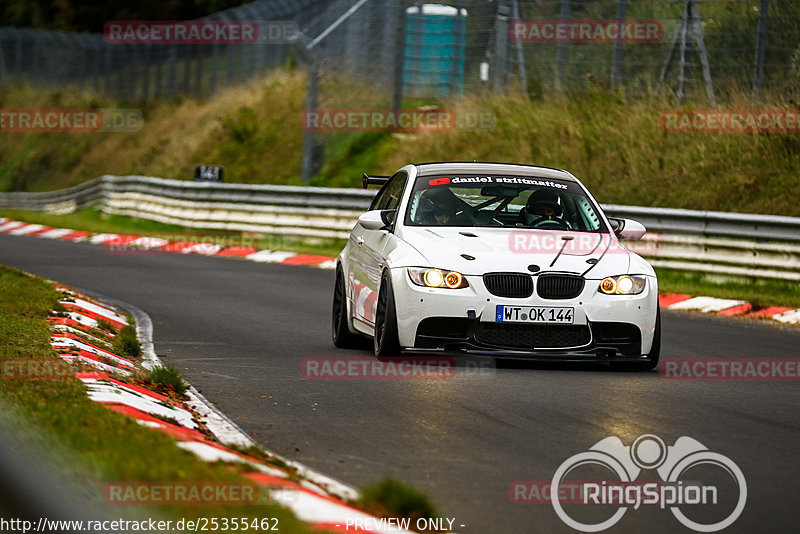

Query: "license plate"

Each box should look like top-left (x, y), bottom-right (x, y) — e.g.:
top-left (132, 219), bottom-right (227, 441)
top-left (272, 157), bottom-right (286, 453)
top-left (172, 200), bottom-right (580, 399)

top-left (495, 305), bottom-right (574, 324)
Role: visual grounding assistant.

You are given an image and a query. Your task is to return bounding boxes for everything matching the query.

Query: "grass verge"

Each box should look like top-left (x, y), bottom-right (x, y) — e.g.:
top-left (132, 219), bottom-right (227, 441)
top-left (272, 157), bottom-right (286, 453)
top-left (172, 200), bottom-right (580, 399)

top-left (3, 72), bottom-right (800, 218)
top-left (0, 70), bottom-right (800, 216)
top-left (656, 267), bottom-right (800, 309)
top-left (357, 478), bottom-right (438, 530)
top-left (0, 265), bottom-right (312, 531)
top-left (0, 208), bottom-right (347, 258)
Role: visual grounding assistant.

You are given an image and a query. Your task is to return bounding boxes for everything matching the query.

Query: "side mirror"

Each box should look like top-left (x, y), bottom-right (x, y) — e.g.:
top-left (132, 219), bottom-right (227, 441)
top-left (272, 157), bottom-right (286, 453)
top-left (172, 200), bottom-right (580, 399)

top-left (608, 217), bottom-right (646, 241)
top-left (358, 210), bottom-right (396, 231)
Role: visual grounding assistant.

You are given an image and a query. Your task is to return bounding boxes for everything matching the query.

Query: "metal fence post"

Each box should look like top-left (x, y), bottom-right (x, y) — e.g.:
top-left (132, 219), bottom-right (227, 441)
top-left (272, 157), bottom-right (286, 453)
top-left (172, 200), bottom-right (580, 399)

top-left (141, 45), bottom-right (151, 100)
top-left (753, 0), bottom-right (769, 100)
top-left (14, 29), bottom-right (23, 79)
top-left (493, 1), bottom-right (510, 92)
top-left (390, 0), bottom-right (406, 109)
top-left (611, 0), bottom-right (627, 89)
top-left (167, 45), bottom-right (177, 95)
top-left (182, 46), bottom-right (192, 94)
top-left (74, 34), bottom-right (86, 86)
top-left (0, 30), bottom-right (6, 82)
top-left (91, 38), bottom-right (101, 94)
top-left (556, 0), bottom-right (570, 91)
top-left (511, 0), bottom-right (528, 95)
top-left (104, 44), bottom-right (112, 94)
top-left (193, 44), bottom-right (204, 95)
top-left (452, 1), bottom-right (466, 94)
top-left (677, 1), bottom-right (689, 103)
top-left (689, 1), bottom-right (716, 104)
top-left (301, 61), bottom-right (318, 184)
top-left (31, 32), bottom-right (40, 83)
top-left (130, 44), bottom-right (140, 99)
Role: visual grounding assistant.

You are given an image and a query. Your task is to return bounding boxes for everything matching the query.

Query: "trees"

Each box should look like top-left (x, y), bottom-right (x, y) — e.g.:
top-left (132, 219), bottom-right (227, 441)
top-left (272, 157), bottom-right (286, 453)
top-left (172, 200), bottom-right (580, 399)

top-left (0, 0), bottom-right (253, 32)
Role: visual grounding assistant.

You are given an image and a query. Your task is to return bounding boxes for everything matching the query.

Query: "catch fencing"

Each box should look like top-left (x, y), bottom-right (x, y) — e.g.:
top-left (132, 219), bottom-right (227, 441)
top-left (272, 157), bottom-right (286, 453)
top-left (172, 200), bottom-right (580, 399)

top-left (1, 0), bottom-right (796, 101)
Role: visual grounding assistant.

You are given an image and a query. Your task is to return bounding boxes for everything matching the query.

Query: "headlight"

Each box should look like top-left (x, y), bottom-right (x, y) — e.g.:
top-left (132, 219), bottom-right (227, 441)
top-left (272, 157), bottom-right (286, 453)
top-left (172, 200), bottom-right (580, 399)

top-left (408, 268), bottom-right (469, 289)
top-left (598, 275), bottom-right (646, 295)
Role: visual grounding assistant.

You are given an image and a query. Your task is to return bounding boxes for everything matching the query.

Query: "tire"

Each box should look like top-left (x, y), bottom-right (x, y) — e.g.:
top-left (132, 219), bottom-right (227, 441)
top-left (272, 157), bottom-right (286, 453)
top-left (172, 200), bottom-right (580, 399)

top-left (613, 307), bottom-right (661, 371)
top-left (332, 266), bottom-right (358, 348)
top-left (643, 306), bottom-right (662, 368)
top-left (374, 270), bottom-right (401, 357)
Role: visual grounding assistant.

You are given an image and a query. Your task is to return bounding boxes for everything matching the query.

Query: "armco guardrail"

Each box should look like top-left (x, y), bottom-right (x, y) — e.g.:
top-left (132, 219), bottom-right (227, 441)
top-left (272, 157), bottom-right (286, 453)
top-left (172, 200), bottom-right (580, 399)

top-left (1, 175), bottom-right (799, 280)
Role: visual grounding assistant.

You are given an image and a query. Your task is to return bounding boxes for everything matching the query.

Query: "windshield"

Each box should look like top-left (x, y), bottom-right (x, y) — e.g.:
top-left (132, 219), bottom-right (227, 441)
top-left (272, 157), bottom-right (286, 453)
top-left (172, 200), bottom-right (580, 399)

top-left (405, 175), bottom-right (607, 232)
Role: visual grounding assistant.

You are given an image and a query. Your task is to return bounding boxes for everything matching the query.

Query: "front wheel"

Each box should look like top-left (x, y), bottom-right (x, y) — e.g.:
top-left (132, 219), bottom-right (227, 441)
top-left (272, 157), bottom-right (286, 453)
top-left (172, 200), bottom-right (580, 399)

top-left (374, 271), bottom-right (401, 357)
top-left (332, 267), bottom-right (358, 348)
top-left (613, 307), bottom-right (661, 371)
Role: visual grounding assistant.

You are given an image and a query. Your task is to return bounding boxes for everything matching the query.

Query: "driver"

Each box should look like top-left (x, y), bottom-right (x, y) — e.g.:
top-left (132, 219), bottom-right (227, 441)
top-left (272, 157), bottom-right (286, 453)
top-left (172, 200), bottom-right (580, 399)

top-left (521, 189), bottom-right (565, 226)
top-left (417, 187), bottom-right (470, 225)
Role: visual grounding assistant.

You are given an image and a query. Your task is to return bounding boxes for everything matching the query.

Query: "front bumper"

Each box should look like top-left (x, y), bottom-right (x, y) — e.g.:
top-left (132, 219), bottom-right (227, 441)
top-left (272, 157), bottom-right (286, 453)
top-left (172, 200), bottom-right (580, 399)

top-left (389, 268), bottom-right (658, 358)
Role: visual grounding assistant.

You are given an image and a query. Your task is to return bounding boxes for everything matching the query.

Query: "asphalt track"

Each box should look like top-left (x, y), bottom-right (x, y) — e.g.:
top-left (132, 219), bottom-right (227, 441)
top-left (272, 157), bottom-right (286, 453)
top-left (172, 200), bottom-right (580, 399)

top-left (1, 232), bottom-right (798, 534)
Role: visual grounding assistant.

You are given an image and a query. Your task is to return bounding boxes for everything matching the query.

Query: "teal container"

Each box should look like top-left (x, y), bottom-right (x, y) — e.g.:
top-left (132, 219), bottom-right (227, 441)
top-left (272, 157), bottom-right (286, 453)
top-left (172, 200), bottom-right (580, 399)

top-left (403, 4), bottom-right (467, 97)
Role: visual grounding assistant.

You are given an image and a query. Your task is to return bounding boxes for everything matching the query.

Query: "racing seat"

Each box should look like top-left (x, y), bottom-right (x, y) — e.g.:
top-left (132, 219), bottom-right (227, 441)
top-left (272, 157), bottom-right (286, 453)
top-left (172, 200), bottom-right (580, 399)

top-left (519, 189), bottom-right (570, 229)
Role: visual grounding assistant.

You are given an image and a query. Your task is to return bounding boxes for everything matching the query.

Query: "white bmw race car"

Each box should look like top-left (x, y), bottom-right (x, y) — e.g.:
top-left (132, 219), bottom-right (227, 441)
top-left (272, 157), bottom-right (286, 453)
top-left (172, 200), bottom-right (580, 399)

top-left (332, 162), bottom-right (660, 369)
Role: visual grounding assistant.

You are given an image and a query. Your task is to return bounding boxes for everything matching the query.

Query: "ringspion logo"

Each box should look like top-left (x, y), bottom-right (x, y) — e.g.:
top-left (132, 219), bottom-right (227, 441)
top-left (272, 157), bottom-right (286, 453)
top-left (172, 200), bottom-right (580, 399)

top-left (550, 434), bottom-right (746, 532)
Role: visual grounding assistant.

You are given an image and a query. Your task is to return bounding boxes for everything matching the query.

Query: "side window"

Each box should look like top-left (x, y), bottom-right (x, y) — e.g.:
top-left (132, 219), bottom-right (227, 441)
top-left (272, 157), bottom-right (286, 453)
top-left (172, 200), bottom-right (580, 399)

top-left (373, 172), bottom-right (408, 211)
top-left (370, 183), bottom-right (389, 211)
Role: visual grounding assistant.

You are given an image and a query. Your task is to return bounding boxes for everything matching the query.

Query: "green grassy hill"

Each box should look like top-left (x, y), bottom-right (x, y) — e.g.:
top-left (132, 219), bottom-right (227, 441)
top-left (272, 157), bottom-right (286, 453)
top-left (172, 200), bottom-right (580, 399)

top-left (1, 69), bottom-right (799, 216)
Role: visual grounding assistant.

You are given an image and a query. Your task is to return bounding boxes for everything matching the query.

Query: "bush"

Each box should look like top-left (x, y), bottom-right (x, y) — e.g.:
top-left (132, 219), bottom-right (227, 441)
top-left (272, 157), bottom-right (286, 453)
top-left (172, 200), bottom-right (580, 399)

top-left (147, 365), bottom-right (188, 397)
top-left (95, 319), bottom-right (116, 333)
top-left (112, 325), bottom-right (141, 360)
top-left (358, 478), bottom-right (437, 526)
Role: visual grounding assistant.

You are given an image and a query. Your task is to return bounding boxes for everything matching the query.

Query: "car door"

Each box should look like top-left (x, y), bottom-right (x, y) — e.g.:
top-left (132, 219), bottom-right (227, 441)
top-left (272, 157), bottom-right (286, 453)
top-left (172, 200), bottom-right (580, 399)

top-left (351, 171), bottom-right (408, 328)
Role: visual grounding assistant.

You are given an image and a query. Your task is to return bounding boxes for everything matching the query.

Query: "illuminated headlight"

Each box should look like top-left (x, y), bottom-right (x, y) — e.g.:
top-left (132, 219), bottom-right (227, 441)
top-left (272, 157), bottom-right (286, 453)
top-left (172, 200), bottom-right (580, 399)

top-left (598, 275), bottom-right (646, 295)
top-left (408, 268), bottom-right (469, 289)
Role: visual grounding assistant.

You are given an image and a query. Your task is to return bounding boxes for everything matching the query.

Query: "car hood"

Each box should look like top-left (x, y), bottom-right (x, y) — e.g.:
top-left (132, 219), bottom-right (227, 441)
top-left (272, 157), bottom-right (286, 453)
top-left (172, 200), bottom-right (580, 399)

top-left (395, 226), bottom-right (633, 278)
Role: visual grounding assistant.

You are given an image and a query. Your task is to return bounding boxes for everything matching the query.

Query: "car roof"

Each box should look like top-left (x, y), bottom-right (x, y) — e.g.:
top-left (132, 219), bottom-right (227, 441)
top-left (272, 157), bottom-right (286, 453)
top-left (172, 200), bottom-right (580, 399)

top-left (413, 162), bottom-right (577, 182)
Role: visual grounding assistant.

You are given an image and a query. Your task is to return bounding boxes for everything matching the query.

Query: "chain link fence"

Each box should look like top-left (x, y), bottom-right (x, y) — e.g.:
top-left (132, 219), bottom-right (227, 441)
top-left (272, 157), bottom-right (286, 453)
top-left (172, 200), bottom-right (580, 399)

top-left (2, 1), bottom-right (796, 102)
top-left (1, 0), bottom-right (798, 183)
top-left (507, 0), bottom-right (800, 101)
top-left (0, 0), bottom-right (329, 99)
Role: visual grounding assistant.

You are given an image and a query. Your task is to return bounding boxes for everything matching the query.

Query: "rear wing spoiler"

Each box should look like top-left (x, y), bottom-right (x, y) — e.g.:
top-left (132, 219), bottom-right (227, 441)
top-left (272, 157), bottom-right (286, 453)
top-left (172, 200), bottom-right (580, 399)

top-left (362, 173), bottom-right (390, 189)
